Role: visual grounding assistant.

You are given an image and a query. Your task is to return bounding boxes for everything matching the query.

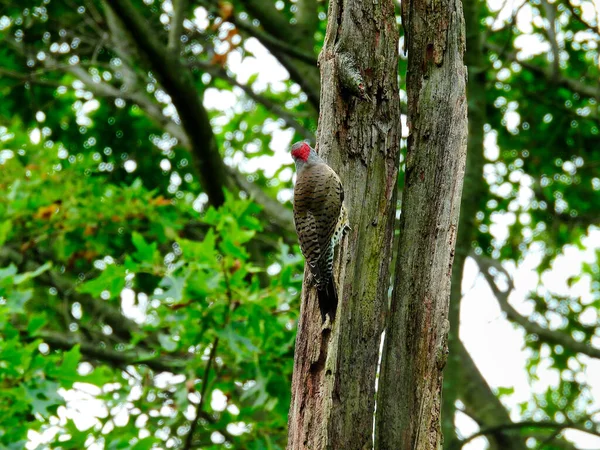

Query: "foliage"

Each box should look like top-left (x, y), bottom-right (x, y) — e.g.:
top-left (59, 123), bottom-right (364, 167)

top-left (0, 127), bottom-right (302, 447)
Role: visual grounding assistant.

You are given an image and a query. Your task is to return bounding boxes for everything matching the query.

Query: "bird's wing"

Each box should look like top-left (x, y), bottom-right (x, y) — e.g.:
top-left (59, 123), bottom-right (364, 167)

top-left (293, 163), bottom-right (343, 279)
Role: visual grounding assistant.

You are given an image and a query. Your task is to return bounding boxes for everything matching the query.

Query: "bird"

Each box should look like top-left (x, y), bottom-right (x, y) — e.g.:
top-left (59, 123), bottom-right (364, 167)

top-left (290, 141), bottom-right (349, 322)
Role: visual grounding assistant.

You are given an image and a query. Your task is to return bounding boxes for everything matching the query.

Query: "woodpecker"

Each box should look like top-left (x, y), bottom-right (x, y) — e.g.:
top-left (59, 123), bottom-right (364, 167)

top-left (291, 142), bottom-right (349, 322)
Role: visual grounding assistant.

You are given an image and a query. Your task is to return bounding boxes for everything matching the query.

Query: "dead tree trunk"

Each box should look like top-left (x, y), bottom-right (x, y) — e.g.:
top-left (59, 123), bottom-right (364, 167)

top-left (286, 1), bottom-right (400, 449)
top-left (374, 0), bottom-right (468, 447)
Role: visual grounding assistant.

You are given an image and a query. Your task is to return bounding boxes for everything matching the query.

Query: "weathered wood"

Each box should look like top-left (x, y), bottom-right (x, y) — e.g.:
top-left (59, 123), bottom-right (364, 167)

top-left (286, 0), bottom-right (400, 448)
top-left (442, 0), bottom-right (525, 446)
top-left (374, 0), bottom-right (468, 446)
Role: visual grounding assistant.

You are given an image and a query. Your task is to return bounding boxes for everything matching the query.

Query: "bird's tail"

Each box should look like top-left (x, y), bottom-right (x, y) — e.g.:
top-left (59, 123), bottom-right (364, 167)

top-left (317, 278), bottom-right (338, 323)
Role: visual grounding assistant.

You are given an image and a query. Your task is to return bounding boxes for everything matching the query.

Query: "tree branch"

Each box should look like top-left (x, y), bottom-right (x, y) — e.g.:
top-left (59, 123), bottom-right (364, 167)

top-left (230, 2), bottom-right (321, 109)
top-left (103, 0), bottom-right (234, 206)
top-left (0, 67), bottom-right (65, 87)
top-left (228, 168), bottom-right (295, 238)
top-left (454, 420), bottom-right (600, 449)
top-left (184, 261), bottom-right (235, 449)
top-left (189, 60), bottom-right (314, 140)
top-left (475, 254), bottom-right (600, 360)
top-left (0, 245), bottom-right (146, 345)
top-left (100, 0), bottom-right (297, 238)
top-left (562, 0), bottom-right (599, 33)
top-left (35, 330), bottom-right (187, 373)
top-left (102, 0), bottom-right (143, 88)
top-left (169, 0), bottom-right (189, 51)
top-left (230, 15), bottom-right (318, 66)
top-left (192, 411), bottom-right (241, 448)
top-left (183, 336), bottom-right (219, 449)
top-left (485, 42), bottom-right (599, 100)
top-left (540, 0), bottom-right (561, 77)
top-left (5, 14), bottom-right (296, 242)
top-left (295, 0), bottom-right (319, 44)
top-left (237, 0), bottom-right (293, 42)
top-left (453, 340), bottom-right (529, 450)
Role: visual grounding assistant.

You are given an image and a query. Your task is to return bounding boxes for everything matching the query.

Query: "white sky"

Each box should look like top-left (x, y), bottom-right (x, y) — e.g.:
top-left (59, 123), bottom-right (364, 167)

top-left (25, 0), bottom-right (600, 448)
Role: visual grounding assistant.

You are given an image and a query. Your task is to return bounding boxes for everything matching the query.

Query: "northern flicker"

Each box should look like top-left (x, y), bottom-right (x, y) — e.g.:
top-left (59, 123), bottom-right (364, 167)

top-left (291, 142), bottom-right (349, 322)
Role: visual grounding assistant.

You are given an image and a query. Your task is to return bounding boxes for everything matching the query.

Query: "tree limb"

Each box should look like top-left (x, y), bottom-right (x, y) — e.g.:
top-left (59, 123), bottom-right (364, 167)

top-left (453, 420), bottom-right (600, 449)
top-left (103, 0), bottom-right (234, 206)
top-left (35, 330), bottom-right (187, 373)
top-left (237, 0), bottom-right (293, 42)
top-left (485, 42), bottom-right (599, 100)
top-left (169, 0), bottom-right (189, 51)
top-left (295, 0), bottom-right (319, 44)
top-left (189, 60), bottom-right (314, 140)
top-left (0, 245), bottom-right (146, 345)
top-left (184, 262), bottom-right (236, 449)
top-left (231, 1), bottom-right (321, 109)
top-left (475, 254), bottom-right (600, 360)
top-left (0, 67), bottom-right (65, 87)
top-left (230, 15), bottom-right (318, 66)
top-left (183, 336), bottom-right (219, 449)
top-left (540, 0), bottom-right (561, 77)
top-left (454, 340), bottom-right (530, 450)
top-left (562, 0), bottom-right (599, 33)
top-left (102, 1), bottom-right (143, 88)
top-left (100, 0), bottom-right (297, 238)
top-left (4, 12), bottom-right (297, 243)
top-left (227, 168), bottom-right (295, 237)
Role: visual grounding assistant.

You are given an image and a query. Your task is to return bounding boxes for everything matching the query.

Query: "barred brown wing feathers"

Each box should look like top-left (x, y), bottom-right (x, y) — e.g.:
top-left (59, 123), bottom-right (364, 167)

top-left (293, 163), bottom-right (343, 285)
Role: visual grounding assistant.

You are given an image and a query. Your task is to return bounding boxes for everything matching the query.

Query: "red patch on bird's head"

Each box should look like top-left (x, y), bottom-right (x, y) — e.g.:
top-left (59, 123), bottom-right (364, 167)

top-left (291, 142), bottom-right (311, 162)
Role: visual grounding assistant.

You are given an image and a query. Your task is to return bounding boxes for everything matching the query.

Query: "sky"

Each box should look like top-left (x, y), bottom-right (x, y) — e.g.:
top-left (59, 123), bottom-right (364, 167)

top-left (24, 0), bottom-right (600, 448)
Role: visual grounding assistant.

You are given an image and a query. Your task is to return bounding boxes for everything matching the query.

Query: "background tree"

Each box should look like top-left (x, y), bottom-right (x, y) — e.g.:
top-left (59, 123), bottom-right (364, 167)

top-left (0, 0), bottom-right (599, 449)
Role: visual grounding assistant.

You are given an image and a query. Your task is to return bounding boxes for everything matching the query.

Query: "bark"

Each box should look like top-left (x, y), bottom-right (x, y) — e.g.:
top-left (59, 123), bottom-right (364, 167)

top-left (375, 0), bottom-right (468, 446)
top-left (286, 0), bottom-right (400, 448)
top-left (442, 0), bottom-right (488, 440)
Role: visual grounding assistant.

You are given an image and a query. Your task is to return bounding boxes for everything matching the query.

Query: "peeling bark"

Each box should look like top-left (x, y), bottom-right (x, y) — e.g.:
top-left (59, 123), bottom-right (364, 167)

top-left (375, 0), bottom-right (467, 446)
top-left (286, 0), bottom-right (400, 448)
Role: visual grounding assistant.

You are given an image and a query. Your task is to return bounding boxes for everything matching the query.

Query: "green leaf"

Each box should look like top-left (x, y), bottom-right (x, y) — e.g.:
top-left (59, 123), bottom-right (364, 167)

top-left (131, 438), bottom-right (158, 450)
top-left (78, 264), bottom-right (127, 298)
top-left (132, 232), bottom-right (158, 262)
top-left (27, 315), bottom-right (47, 335)
top-left (14, 262), bottom-right (52, 285)
top-left (0, 220), bottom-right (11, 246)
top-left (0, 264), bottom-right (18, 282)
top-left (496, 386), bottom-right (515, 398)
top-left (158, 333), bottom-right (178, 352)
top-left (6, 289), bottom-right (32, 313)
top-left (218, 324), bottom-right (260, 362)
top-left (179, 229), bottom-right (217, 264)
top-left (156, 273), bottom-right (187, 303)
top-left (24, 381), bottom-right (63, 415)
top-left (47, 345), bottom-right (82, 386)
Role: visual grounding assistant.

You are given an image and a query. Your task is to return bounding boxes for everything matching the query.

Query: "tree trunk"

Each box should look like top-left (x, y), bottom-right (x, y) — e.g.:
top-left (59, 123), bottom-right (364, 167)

top-left (440, 0), bottom-right (529, 447)
top-left (286, 0), bottom-right (400, 448)
top-left (375, 0), bottom-right (468, 447)
top-left (442, 0), bottom-right (488, 441)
